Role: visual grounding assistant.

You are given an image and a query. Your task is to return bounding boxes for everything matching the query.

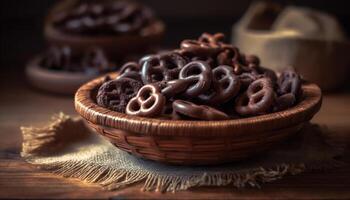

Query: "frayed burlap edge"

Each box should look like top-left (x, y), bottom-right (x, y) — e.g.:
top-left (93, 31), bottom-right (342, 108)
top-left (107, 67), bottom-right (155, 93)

top-left (20, 113), bottom-right (345, 193)
top-left (33, 160), bottom-right (306, 192)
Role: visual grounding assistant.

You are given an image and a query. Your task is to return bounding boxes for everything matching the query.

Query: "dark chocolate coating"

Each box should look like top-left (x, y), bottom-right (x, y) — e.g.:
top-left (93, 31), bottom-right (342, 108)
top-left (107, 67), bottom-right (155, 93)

top-left (92, 32), bottom-right (305, 120)
top-left (118, 62), bottom-right (142, 81)
top-left (119, 61), bottom-right (141, 73)
top-left (198, 32), bottom-right (225, 46)
top-left (273, 93), bottom-right (296, 112)
top-left (235, 78), bottom-right (275, 116)
top-left (97, 78), bottom-right (143, 113)
top-left (277, 69), bottom-right (302, 97)
top-left (198, 65), bottom-right (241, 104)
top-left (191, 56), bottom-right (216, 68)
top-left (159, 79), bottom-right (192, 98)
top-left (173, 100), bottom-right (229, 120)
top-left (180, 39), bottom-right (220, 57)
top-left (244, 54), bottom-right (260, 67)
top-left (216, 46), bottom-right (240, 66)
top-left (252, 66), bottom-right (278, 85)
top-left (141, 52), bottom-right (188, 84)
top-left (239, 72), bottom-right (259, 89)
top-left (179, 61), bottom-right (212, 97)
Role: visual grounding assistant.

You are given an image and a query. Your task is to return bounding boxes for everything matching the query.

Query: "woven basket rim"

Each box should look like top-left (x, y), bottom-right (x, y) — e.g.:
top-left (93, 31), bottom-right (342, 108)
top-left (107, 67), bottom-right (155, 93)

top-left (74, 73), bottom-right (322, 137)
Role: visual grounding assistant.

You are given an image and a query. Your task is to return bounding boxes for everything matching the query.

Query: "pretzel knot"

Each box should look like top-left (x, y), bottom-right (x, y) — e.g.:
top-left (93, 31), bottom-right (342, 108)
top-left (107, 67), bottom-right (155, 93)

top-left (244, 54), bottom-right (260, 67)
top-left (235, 78), bottom-right (275, 116)
top-left (179, 61), bottom-right (212, 97)
top-left (216, 46), bottom-right (241, 67)
top-left (273, 93), bottom-right (296, 112)
top-left (159, 79), bottom-right (192, 98)
top-left (120, 61), bottom-right (140, 73)
top-left (141, 52), bottom-right (188, 84)
top-left (173, 100), bottom-right (229, 120)
top-left (198, 65), bottom-right (241, 104)
top-left (238, 72), bottom-right (259, 89)
top-left (97, 78), bottom-right (143, 113)
top-left (198, 32), bottom-right (225, 47)
top-left (191, 56), bottom-right (216, 68)
top-left (180, 35), bottom-right (221, 57)
top-left (126, 84), bottom-right (165, 117)
top-left (118, 62), bottom-right (142, 81)
top-left (277, 69), bottom-right (301, 96)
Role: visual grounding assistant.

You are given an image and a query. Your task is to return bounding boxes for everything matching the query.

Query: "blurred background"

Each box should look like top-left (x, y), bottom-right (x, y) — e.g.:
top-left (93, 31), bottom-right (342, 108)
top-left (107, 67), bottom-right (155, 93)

top-left (1, 0), bottom-right (350, 90)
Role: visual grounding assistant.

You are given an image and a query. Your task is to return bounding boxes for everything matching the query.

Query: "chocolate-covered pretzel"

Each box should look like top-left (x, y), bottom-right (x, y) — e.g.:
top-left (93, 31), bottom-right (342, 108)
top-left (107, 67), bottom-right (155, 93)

top-left (141, 52), bottom-right (188, 84)
top-left (216, 46), bottom-right (240, 66)
top-left (120, 61), bottom-right (140, 73)
top-left (174, 47), bottom-right (217, 68)
top-left (159, 79), bottom-right (192, 98)
top-left (95, 32), bottom-right (305, 120)
top-left (277, 69), bottom-right (301, 96)
top-left (199, 65), bottom-right (241, 104)
top-left (180, 39), bottom-right (220, 57)
top-left (126, 84), bottom-right (165, 117)
top-left (118, 62), bottom-right (142, 81)
top-left (173, 100), bottom-right (229, 120)
top-left (179, 33), bottom-right (226, 57)
top-left (52, 1), bottom-right (155, 35)
top-left (97, 78), bottom-right (143, 113)
top-left (252, 66), bottom-right (278, 84)
top-left (138, 54), bottom-right (153, 65)
top-left (273, 93), bottom-right (296, 112)
top-left (235, 78), bottom-right (275, 116)
top-left (162, 99), bottom-right (175, 115)
top-left (191, 56), bottom-right (216, 68)
top-left (244, 55), bottom-right (260, 67)
top-left (239, 72), bottom-right (259, 89)
top-left (262, 67), bottom-right (278, 84)
top-left (179, 61), bottom-right (212, 97)
top-left (198, 32), bottom-right (225, 48)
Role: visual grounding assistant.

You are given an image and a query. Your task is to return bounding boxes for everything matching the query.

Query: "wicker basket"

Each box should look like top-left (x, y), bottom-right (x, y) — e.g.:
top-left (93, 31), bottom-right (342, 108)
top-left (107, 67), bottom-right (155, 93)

top-left (75, 73), bottom-right (322, 165)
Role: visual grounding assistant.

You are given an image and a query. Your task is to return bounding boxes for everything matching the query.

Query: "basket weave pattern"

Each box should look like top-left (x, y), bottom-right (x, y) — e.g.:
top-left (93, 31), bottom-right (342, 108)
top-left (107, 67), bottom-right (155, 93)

top-left (75, 73), bottom-right (322, 165)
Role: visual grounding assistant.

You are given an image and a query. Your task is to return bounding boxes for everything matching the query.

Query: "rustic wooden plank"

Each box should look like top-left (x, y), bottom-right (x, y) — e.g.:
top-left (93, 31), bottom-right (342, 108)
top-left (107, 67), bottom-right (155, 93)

top-left (1, 156), bottom-right (350, 199)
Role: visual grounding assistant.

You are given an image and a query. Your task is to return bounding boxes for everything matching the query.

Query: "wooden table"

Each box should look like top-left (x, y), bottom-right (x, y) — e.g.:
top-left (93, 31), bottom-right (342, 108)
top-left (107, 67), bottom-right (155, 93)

top-left (1, 76), bottom-right (350, 199)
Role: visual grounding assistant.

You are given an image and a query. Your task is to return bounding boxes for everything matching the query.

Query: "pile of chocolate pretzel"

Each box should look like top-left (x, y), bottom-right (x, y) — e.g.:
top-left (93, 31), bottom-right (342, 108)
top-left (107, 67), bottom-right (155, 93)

top-left (52, 1), bottom-right (155, 35)
top-left (97, 33), bottom-right (302, 120)
top-left (41, 46), bottom-right (116, 74)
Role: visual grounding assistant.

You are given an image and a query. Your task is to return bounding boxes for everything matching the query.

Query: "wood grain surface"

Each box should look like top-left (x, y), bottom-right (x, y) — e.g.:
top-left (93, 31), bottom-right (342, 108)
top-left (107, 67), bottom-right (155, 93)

top-left (0, 78), bottom-right (350, 199)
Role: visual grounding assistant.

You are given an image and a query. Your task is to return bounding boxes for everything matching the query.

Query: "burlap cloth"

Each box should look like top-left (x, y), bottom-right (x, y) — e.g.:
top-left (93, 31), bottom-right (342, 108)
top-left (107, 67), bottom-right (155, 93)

top-left (20, 113), bottom-right (344, 192)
